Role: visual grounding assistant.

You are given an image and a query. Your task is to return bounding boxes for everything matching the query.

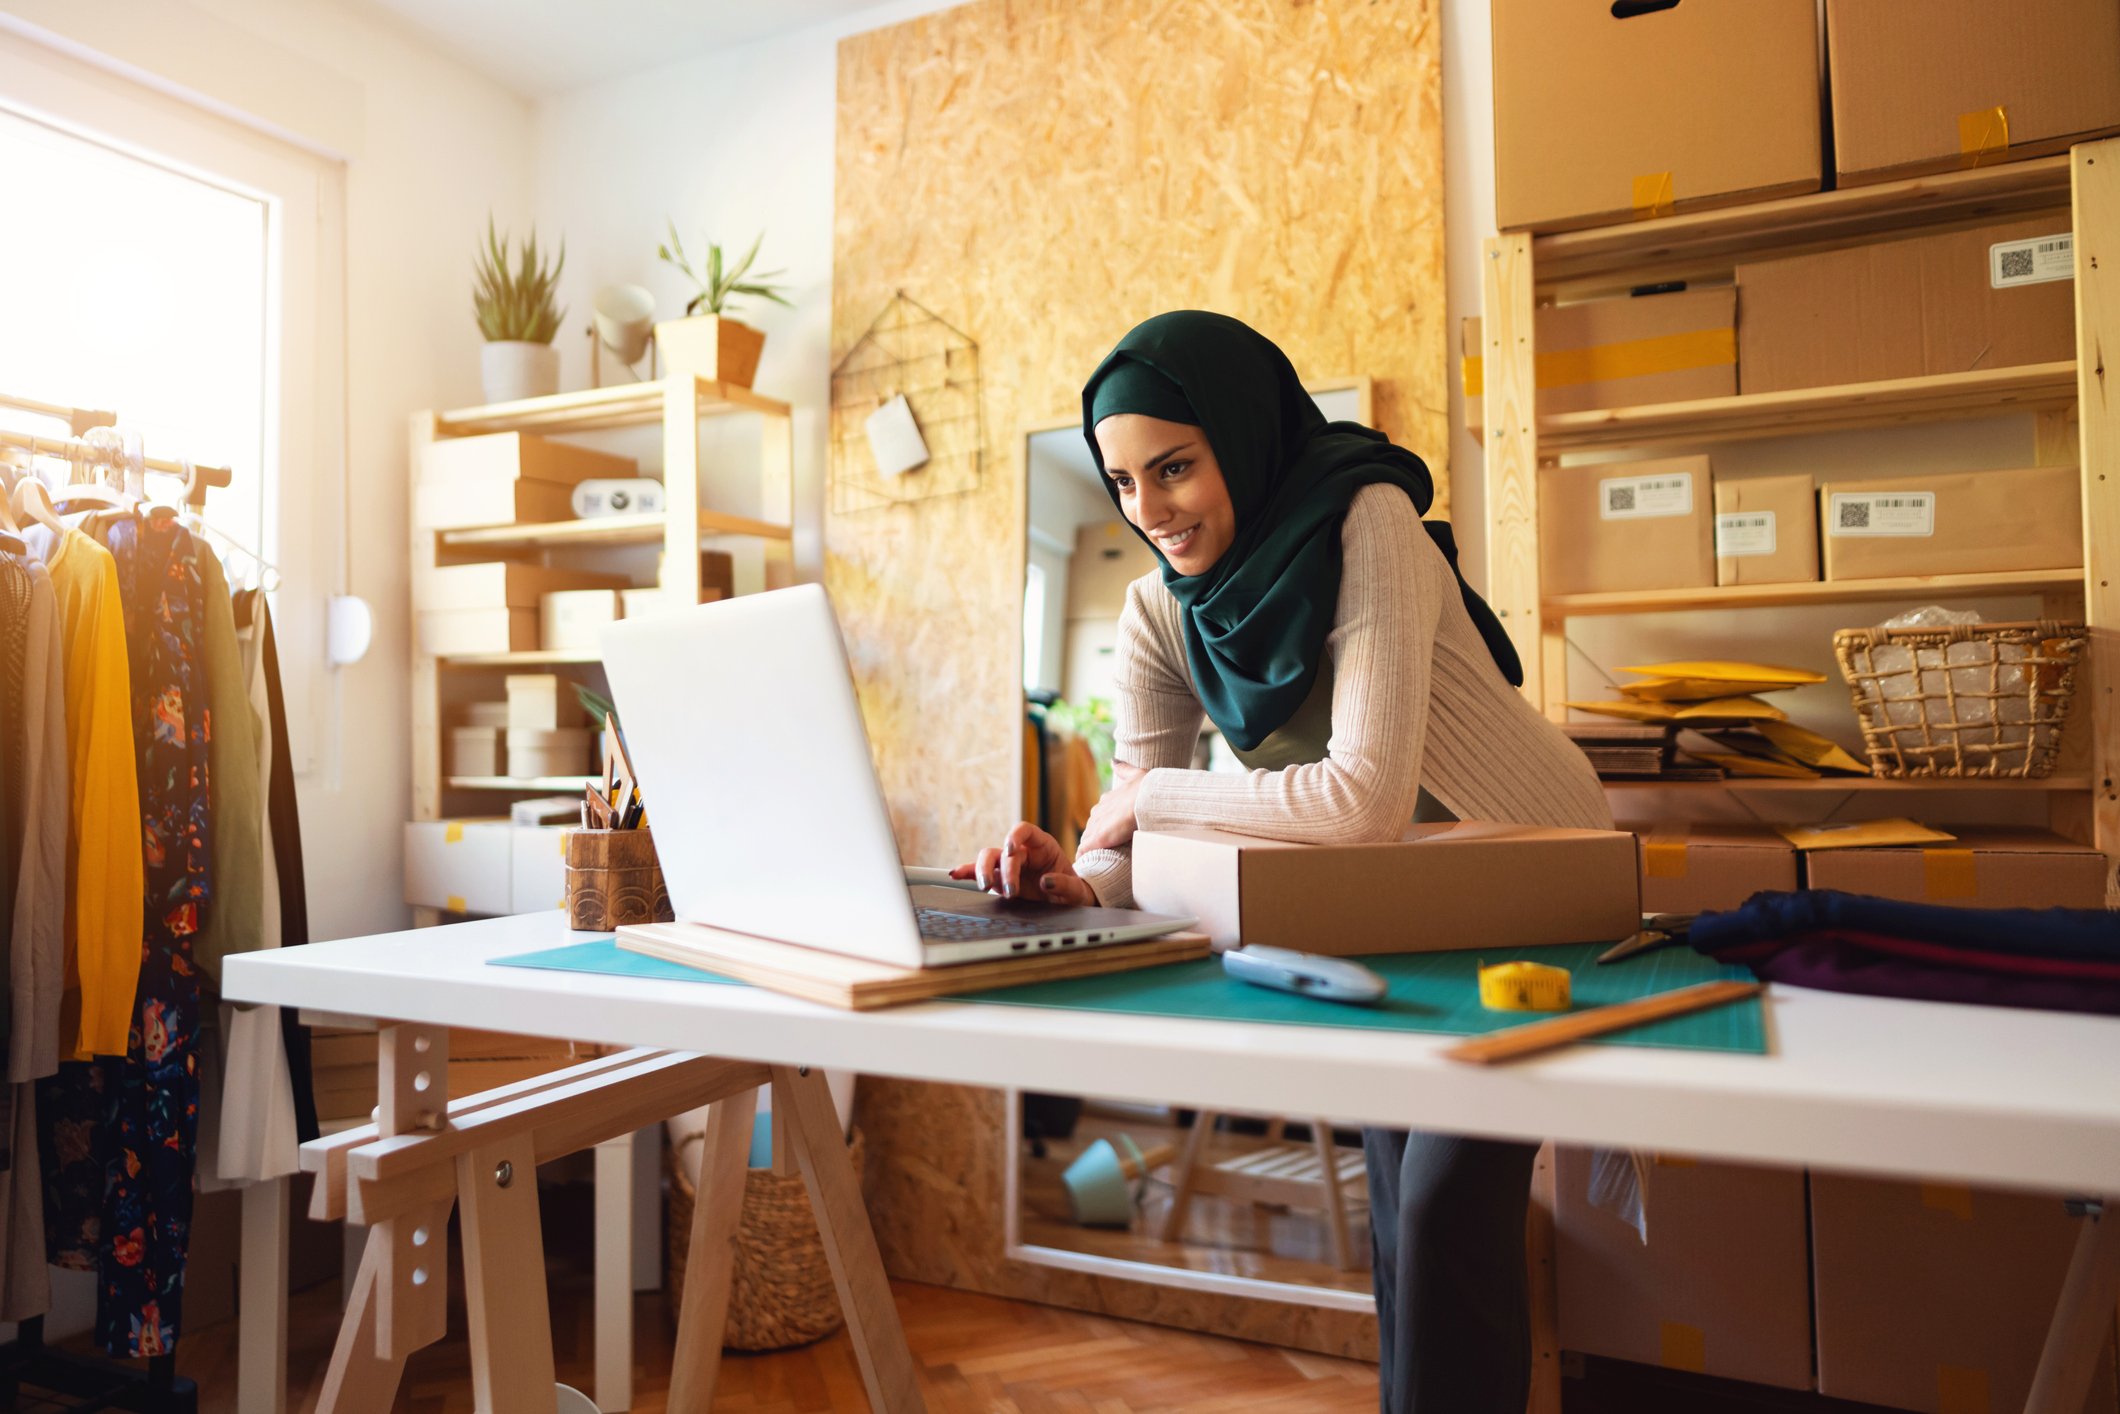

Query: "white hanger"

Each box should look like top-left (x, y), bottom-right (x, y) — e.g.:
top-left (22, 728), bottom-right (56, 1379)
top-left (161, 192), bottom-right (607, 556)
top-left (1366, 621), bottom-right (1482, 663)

top-left (8, 441), bottom-right (65, 536)
top-left (47, 427), bottom-right (137, 514)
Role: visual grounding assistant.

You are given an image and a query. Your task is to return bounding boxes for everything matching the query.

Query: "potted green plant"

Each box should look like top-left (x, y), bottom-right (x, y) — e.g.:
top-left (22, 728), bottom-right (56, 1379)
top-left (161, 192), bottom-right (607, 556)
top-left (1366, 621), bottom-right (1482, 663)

top-left (655, 225), bottom-right (791, 388)
top-left (474, 217), bottom-right (566, 403)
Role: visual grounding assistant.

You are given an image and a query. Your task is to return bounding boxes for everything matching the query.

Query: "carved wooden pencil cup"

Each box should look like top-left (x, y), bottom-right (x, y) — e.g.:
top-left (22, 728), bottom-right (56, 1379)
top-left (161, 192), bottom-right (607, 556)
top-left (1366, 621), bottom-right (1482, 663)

top-left (565, 828), bottom-right (675, 931)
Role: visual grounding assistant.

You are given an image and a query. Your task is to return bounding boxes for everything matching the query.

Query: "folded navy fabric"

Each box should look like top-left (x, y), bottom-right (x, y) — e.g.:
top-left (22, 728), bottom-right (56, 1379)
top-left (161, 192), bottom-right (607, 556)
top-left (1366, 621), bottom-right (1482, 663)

top-left (1688, 889), bottom-right (2120, 1015)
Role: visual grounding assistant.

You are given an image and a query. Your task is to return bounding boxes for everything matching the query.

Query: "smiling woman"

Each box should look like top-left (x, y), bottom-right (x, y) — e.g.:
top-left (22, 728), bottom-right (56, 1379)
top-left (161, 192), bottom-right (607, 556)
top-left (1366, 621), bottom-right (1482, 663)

top-left (974, 309), bottom-right (1613, 1414)
top-left (1093, 416), bottom-right (1237, 576)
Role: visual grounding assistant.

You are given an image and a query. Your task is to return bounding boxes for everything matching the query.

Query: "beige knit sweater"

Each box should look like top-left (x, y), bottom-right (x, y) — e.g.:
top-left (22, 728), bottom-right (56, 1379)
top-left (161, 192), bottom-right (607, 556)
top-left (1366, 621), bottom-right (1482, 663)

top-left (1076, 483), bottom-right (1612, 910)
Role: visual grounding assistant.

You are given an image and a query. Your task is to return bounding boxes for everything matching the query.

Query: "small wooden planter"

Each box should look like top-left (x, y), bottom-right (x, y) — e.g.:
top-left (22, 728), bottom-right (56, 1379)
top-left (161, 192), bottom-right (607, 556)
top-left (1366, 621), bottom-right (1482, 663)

top-left (565, 829), bottom-right (675, 931)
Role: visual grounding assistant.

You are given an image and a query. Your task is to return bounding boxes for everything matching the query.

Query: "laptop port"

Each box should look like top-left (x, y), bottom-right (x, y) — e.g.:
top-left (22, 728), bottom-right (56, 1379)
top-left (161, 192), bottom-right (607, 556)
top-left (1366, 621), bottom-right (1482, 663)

top-left (1037, 940), bottom-right (1053, 949)
top-left (1060, 936), bottom-right (1077, 946)
top-left (1087, 933), bottom-right (1102, 943)
top-left (1010, 942), bottom-right (1028, 951)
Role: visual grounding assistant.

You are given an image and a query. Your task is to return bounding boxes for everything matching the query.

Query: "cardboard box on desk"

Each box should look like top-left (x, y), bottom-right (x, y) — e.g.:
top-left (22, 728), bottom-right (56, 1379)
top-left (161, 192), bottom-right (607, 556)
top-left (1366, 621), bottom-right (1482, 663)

top-left (1540, 456), bottom-right (1715, 596)
top-left (1714, 473), bottom-right (1817, 587)
top-left (1556, 1148), bottom-right (1812, 1391)
top-left (1492, 0), bottom-right (1819, 233)
top-left (1820, 466), bottom-right (2082, 581)
top-left (1737, 216), bottom-right (2076, 395)
top-left (1131, 822), bottom-right (1639, 954)
top-left (1811, 1173), bottom-right (2119, 1413)
top-left (1622, 821), bottom-right (1797, 915)
top-left (1462, 289), bottom-right (1737, 437)
top-left (1802, 827), bottom-right (2108, 910)
top-left (1825, 0), bottom-right (2120, 187)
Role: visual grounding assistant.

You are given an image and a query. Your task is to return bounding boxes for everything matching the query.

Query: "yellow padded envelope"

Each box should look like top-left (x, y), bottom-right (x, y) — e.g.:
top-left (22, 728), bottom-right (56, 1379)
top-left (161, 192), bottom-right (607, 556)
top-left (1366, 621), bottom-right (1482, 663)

top-left (1620, 659), bottom-right (1827, 685)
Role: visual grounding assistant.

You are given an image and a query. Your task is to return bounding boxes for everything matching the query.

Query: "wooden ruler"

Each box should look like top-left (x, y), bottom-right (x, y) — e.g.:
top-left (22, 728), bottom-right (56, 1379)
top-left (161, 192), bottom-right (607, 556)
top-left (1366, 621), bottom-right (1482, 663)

top-left (1442, 979), bottom-right (1763, 1065)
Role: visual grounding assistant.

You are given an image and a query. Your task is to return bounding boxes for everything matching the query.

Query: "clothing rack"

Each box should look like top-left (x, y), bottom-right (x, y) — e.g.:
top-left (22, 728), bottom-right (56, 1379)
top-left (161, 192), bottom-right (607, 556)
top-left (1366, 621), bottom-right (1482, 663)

top-left (0, 392), bottom-right (234, 506)
top-left (0, 386), bottom-right (216, 1414)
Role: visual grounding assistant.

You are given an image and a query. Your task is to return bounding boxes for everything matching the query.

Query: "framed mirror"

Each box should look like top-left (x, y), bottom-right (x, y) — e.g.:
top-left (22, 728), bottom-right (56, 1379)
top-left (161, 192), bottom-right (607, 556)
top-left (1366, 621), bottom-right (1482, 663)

top-left (1006, 377), bottom-right (1379, 1309)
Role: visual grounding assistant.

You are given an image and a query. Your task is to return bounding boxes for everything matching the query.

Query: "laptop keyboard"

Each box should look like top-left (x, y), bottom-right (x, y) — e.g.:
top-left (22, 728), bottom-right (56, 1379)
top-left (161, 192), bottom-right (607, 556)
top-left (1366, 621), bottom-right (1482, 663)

top-left (915, 906), bottom-right (1058, 942)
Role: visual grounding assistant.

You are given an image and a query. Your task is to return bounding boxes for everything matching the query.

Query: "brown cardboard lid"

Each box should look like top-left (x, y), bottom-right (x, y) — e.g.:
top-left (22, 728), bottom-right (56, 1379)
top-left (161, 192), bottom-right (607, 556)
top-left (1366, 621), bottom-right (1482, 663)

top-left (1828, 827), bottom-right (2096, 857)
top-left (1141, 823), bottom-right (1628, 851)
top-left (1620, 820), bottom-right (1795, 853)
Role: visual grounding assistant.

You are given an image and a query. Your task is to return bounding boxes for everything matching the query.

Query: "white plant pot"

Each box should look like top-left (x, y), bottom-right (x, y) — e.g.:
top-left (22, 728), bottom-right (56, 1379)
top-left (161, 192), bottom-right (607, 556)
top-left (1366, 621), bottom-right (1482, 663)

top-left (480, 340), bottom-right (560, 404)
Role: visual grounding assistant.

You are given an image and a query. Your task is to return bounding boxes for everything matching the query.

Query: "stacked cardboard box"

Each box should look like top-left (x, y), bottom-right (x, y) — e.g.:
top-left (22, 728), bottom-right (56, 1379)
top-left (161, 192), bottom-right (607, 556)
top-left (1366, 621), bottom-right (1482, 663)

top-left (1557, 1149), bottom-right (1813, 1390)
top-left (1492, 0), bottom-right (1819, 232)
top-left (1812, 1174), bottom-right (2119, 1412)
top-left (415, 431), bottom-right (637, 530)
top-left (1737, 217), bottom-right (2077, 395)
top-left (1825, 0), bottom-right (2120, 186)
top-left (1803, 827), bottom-right (2108, 909)
top-left (1622, 822), bottom-right (1798, 915)
top-left (1540, 457), bottom-right (1715, 596)
top-left (1461, 289), bottom-right (1736, 436)
top-left (1820, 465), bottom-right (2083, 581)
top-left (1713, 473), bottom-right (1817, 587)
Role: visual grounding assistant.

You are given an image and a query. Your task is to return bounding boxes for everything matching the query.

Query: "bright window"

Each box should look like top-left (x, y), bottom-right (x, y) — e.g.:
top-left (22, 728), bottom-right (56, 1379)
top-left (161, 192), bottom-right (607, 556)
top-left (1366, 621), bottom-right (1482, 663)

top-left (0, 28), bottom-right (346, 772)
top-left (0, 105), bottom-right (270, 558)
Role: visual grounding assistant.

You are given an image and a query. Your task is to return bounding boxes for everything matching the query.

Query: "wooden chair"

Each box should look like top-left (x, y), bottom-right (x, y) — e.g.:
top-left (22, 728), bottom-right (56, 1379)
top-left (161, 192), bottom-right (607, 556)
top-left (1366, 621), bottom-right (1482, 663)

top-left (1159, 1112), bottom-right (1368, 1269)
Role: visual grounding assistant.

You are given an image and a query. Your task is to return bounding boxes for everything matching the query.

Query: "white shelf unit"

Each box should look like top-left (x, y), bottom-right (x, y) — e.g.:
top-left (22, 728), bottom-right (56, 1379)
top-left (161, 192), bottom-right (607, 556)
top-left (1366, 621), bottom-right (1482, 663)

top-left (1476, 140), bottom-right (2118, 898)
top-left (409, 370), bottom-right (794, 830)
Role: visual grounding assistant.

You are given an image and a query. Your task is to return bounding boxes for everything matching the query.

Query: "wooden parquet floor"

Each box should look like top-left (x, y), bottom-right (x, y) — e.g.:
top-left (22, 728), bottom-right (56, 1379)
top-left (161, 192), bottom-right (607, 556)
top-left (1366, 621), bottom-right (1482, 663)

top-left (169, 1214), bottom-right (1380, 1412)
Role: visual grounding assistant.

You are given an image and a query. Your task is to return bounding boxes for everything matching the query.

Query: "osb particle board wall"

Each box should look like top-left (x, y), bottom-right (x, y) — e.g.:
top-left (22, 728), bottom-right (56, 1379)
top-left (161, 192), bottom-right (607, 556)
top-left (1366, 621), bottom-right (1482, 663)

top-left (831, 0), bottom-right (1448, 870)
top-left (830, 0), bottom-right (1444, 1358)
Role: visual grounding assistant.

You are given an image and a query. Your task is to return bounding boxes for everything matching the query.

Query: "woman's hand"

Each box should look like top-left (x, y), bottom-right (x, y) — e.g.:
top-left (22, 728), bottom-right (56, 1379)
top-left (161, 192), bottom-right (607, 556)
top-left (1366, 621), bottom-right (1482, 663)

top-left (950, 821), bottom-right (1098, 906)
top-left (1078, 761), bottom-right (1148, 854)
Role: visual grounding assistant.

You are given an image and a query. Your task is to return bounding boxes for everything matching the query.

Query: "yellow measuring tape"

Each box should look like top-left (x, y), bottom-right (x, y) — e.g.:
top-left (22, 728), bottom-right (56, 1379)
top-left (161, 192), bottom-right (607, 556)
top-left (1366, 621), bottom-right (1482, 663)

top-left (1478, 961), bottom-right (1573, 1012)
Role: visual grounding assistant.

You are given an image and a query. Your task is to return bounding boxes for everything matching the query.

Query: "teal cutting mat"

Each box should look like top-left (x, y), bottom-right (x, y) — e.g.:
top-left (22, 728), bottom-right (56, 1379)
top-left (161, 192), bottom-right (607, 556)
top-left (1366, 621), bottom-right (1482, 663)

top-left (491, 938), bottom-right (1764, 1054)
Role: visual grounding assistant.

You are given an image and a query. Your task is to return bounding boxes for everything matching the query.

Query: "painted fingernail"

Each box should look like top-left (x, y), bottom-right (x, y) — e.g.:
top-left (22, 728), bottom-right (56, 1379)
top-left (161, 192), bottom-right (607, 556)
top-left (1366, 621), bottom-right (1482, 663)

top-left (1042, 875), bottom-right (1058, 891)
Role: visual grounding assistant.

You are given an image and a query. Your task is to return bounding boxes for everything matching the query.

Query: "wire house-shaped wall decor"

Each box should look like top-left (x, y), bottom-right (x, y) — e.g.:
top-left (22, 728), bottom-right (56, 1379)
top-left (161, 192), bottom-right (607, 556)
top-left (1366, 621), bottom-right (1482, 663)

top-left (829, 292), bottom-right (983, 513)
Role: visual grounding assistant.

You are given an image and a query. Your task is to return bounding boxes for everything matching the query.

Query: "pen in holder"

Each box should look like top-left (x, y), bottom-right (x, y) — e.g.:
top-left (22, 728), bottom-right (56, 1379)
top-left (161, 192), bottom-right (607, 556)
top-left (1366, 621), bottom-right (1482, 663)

top-left (565, 827), bottom-right (674, 931)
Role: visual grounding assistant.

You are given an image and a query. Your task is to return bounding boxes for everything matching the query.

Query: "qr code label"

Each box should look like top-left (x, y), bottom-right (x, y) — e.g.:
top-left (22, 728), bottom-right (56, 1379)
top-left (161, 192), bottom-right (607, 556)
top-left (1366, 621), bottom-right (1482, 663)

top-left (1991, 233), bottom-right (2073, 288)
top-left (1715, 510), bottom-right (1777, 557)
top-left (1829, 491), bottom-right (1934, 537)
top-left (1600, 471), bottom-right (1693, 520)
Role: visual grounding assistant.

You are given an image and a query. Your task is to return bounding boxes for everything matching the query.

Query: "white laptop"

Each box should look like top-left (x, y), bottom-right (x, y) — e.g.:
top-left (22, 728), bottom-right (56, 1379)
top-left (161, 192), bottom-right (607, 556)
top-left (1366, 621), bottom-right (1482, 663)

top-left (598, 584), bottom-right (1194, 968)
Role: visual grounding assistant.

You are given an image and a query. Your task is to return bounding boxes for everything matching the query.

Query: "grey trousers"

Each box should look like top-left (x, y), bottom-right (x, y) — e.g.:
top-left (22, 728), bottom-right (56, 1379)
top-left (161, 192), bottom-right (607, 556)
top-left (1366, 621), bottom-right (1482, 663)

top-left (1361, 1127), bottom-right (1541, 1414)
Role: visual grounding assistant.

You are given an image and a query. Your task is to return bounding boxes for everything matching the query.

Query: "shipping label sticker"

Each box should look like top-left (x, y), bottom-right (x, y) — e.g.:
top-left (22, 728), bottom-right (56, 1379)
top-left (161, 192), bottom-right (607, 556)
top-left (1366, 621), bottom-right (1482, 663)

top-left (1715, 510), bottom-right (1777, 558)
top-left (1829, 491), bottom-right (1934, 538)
top-left (1990, 233), bottom-right (2073, 289)
top-left (1599, 471), bottom-right (1693, 521)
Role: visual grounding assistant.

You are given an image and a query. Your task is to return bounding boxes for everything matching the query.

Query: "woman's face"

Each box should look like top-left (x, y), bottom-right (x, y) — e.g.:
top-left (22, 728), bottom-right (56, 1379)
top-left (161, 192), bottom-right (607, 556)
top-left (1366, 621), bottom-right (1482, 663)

top-left (1094, 413), bottom-right (1237, 577)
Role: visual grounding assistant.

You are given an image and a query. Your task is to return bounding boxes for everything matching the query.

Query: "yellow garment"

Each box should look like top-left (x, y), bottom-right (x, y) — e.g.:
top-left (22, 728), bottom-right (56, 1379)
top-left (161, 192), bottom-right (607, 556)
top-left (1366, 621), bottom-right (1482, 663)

top-left (45, 530), bottom-right (143, 1058)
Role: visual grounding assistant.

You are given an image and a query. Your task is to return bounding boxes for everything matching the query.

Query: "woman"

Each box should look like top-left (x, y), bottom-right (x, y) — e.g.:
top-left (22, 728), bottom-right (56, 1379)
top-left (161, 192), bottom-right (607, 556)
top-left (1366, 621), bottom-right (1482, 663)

top-left (958, 310), bottom-right (1611, 1413)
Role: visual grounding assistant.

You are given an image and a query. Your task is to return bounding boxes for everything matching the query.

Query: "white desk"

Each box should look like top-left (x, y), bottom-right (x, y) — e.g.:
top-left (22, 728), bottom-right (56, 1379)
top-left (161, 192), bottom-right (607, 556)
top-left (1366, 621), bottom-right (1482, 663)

top-left (226, 911), bottom-right (2120, 1412)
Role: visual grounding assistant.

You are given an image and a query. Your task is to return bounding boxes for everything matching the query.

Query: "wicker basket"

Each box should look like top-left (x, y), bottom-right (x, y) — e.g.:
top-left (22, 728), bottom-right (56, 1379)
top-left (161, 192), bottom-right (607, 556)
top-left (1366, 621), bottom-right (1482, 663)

top-left (665, 1126), bottom-right (865, 1350)
top-left (1831, 619), bottom-right (2086, 779)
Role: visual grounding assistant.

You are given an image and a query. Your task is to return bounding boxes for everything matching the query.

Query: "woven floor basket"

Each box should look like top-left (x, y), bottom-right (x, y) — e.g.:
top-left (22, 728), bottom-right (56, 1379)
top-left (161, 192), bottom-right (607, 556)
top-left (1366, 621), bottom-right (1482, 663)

top-left (1832, 619), bottom-right (2086, 778)
top-left (666, 1127), bottom-right (865, 1350)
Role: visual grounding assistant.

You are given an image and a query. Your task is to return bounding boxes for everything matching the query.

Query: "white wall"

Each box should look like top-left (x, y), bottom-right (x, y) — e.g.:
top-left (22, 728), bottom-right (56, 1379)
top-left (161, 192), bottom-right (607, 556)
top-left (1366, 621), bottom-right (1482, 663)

top-left (532, 0), bottom-right (967, 579)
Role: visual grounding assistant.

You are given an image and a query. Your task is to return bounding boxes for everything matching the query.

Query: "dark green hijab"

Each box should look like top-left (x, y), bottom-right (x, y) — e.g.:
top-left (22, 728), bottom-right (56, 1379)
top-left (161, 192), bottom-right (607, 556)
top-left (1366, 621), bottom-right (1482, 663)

top-left (1081, 310), bottom-right (1522, 752)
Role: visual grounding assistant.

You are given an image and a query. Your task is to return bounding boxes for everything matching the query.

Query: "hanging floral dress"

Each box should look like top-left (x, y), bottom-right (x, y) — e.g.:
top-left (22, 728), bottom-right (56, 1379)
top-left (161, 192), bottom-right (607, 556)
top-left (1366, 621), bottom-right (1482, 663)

top-left (41, 510), bottom-right (209, 1357)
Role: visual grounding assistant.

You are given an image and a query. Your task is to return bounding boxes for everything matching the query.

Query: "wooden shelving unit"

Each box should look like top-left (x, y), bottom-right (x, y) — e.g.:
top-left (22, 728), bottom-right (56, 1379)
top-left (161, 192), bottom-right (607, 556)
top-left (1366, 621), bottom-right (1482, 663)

top-left (1545, 567), bottom-right (2084, 617)
top-left (1478, 138), bottom-right (2117, 897)
top-left (446, 774), bottom-right (602, 792)
top-left (409, 363), bottom-right (795, 828)
top-left (1600, 775), bottom-right (2095, 794)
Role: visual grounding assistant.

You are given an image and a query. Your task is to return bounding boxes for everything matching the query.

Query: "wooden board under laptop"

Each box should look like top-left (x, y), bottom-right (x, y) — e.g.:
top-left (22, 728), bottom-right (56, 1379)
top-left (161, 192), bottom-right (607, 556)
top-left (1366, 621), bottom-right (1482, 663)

top-left (616, 921), bottom-right (1211, 1010)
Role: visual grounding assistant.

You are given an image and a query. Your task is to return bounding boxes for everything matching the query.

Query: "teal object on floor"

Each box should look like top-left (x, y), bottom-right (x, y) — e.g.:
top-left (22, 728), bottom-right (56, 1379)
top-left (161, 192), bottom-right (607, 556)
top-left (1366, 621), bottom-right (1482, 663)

top-left (489, 937), bottom-right (1765, 1054)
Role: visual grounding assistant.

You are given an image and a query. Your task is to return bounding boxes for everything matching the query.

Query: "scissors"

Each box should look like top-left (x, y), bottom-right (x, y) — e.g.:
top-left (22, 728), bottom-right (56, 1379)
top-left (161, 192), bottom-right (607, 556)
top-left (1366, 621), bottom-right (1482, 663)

top-left (1596, 912), bottom-right (1702, 965)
